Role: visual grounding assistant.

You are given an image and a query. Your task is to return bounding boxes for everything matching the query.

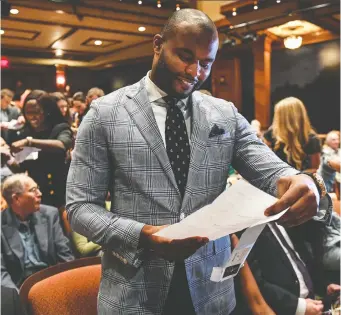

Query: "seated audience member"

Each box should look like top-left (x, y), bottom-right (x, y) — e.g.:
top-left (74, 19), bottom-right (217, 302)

top-left (72, 91), bottom-right (86, 127)
top-left (86, 87), bottom-right (105, 107)
top-left (9, 93), bottom-right (72, 208)
top-left (1, 174), bottom-right (74, 290)
top-left (318, 131), bottom-right (340, 193)
top-left (231, 234), bottom-right (275, 315)
top-left (0, 89), bottom-right (25, 142)
top-left (264, 97), bottom-right (321, 171)
top-left (322, 212), bottom-right (340, 284)
top-left (247, 220), bottom-right (340, 315)
top-left (50, 92), bottom-right (72, 125)
top-left (1, 286), bottom-right (27, 315)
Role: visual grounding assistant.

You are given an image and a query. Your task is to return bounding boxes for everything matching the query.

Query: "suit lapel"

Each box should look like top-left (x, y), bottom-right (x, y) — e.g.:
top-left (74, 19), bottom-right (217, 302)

top-left (182, 93), bottom-right (210, 209)
top-left (32, 213), bottom-right (49, 261)
top-left (124, 78), bottom-right (180, 196)
top-left (264, 226), bottom-right (299, 279)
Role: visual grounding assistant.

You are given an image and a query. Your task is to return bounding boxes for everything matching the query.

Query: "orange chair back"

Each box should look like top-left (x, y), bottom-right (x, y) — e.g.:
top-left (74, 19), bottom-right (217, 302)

top-left (20, 257), bottom-right (101, 315)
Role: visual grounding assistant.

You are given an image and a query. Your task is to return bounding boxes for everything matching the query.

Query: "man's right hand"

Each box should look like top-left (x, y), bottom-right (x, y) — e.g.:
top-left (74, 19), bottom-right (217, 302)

top-left (305, 299), bottom-right (323, 315)
top-left (139, 225), bottom-right (209, 262)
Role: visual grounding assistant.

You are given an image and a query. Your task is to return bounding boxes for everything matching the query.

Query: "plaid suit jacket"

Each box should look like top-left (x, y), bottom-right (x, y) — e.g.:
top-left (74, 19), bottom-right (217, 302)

top-left (66, 77), bottom-right (298, 314)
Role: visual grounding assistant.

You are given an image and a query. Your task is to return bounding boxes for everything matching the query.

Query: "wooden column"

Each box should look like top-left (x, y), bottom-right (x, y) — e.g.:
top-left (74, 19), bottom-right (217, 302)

top-left (253, 35), bottom-right (272, 128)
top-left (211, 56), bottom-right (242, 111)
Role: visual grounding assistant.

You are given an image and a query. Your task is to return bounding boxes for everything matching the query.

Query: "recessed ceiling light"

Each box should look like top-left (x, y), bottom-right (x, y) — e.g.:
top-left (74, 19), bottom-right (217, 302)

top-left (0, 30), bottom-right (4, 35)
top-left (254, 5), bottom-right (258, 9)
top-left (232, 11), bottom-right (237, 16)
top-left (138, 26), bottom-right (146, 32)
top-left (56, 10), bottom-right (65, 14)
top-left (176, 4), bottom-right (180, 11)
top-left (10, 8), bottom-right (19, 15)
top-left (138, 0), bottom-right (142, 4)
top-left (94, 40), bottom-right (102, 46)
top-left (157, 1), bottom-right (161, 8)
top-left (55, 49), bottom-right (64, 57)
top-left (276, 0), bottom-right (281, 3)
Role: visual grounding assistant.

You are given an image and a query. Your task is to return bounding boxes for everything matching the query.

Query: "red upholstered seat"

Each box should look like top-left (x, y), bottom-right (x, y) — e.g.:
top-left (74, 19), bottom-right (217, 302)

top-left (20, 257), bottom-right (101, 315)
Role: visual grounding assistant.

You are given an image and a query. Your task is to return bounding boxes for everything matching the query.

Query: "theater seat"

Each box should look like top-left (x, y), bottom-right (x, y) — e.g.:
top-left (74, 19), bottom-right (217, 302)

top-left (19, 257), bottom-right (101, 315)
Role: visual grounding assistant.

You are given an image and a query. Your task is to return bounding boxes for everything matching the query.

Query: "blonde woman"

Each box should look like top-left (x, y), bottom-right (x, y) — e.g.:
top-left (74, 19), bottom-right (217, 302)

top-left (264, 97), bottom-right (321, 171)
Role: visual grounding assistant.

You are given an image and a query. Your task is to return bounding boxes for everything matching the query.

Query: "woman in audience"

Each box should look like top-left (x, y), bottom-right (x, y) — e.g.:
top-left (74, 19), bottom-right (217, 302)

top-left (50, 92), bottom-right (72, 125)
top-left (264, 97), bottom-right (321, 171)
top-left (9, 92), bottom-right (72, 208)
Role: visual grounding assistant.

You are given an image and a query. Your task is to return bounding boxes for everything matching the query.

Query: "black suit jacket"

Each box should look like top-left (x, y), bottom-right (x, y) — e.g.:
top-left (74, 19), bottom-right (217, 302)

top-left (245, 224), bottom-right (327, 315)
top-left (1, 205), bottom-right (74, 289)
top-left (1, 286), bottom-right (27, 315)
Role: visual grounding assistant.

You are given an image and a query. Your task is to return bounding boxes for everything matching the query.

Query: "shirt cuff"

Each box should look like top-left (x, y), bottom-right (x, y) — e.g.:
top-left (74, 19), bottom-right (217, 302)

top-left (295, 298), bottom-right (306, 315)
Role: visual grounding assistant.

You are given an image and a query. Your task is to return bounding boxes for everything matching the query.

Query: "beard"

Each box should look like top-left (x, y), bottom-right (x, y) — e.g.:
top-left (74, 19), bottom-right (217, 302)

top-left (153, 50), bottom-right (205, 99)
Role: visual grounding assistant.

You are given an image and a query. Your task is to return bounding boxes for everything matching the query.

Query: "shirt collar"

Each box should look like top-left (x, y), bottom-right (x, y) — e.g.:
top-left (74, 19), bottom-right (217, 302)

top-left (145, 71), bottom-right (189, 109)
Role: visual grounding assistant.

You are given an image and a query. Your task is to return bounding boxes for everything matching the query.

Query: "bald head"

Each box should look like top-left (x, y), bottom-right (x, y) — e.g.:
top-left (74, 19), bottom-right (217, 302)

top-left (161, 9), bottom-right (218, 42)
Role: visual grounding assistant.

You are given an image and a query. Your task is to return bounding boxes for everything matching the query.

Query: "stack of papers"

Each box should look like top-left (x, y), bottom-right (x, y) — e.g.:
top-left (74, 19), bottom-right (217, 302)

top-left (155, 180), bottom-right (286, 240)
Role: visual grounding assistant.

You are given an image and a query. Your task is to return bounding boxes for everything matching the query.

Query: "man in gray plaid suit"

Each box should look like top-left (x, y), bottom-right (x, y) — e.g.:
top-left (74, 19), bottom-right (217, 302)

top-left (66, 9), bottom-right (329, 315)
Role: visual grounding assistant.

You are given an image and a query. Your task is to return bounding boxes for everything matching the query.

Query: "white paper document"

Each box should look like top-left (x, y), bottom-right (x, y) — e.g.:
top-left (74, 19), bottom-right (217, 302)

top-left (154, 180), bottom-right (287, 240)
top-left (2, 119), bottom-right (24, 130)
top-left (13, 147), bottom-right (40, 164)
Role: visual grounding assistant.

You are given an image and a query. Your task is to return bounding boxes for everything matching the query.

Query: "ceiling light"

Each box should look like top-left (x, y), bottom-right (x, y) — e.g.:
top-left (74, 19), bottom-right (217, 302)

top-left (284, 35), bottom-right (302, 49)
top-left (10, 8), bottom-right (19, 15)
top-left (0, 30), bottom-right (4, 35)
top-left (56, 10), bottom-right (65, 14)
top-left (276, 0), bottom-right (281, 3)
top-left (138, 26), bottom-right (146, 32)
top-left (55, 49), bottom-right (64, 57)
top-left (254, 5), bottom-right (258, 10)
top-left (138, 0), bottom-right (142, 4)
top-left (157, 1), bottom-right (161, 8)
top-left (176, 4), bottom-right (180, 11)
top-left (232, 11), bottom-right (237, 16)
top-left (94, 40), bottom-right (102, 46)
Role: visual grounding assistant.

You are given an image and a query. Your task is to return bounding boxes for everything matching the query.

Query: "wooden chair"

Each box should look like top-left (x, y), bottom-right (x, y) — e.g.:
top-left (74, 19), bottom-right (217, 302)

top-left (19, 257), bottom-right (101, 315)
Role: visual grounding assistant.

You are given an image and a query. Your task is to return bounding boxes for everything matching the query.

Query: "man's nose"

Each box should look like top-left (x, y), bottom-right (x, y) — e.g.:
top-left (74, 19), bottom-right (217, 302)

top-left (185, 61), bottom-right (200, 79)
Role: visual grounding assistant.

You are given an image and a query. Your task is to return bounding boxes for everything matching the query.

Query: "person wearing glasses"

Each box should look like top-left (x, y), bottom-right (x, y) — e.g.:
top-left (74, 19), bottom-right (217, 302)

top-left (1, 174), bottom-right (74, 290)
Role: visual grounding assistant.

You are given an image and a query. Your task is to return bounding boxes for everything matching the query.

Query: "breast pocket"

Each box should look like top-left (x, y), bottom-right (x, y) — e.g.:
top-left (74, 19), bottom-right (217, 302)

top-left (206, 136), bottom-right (234, 163)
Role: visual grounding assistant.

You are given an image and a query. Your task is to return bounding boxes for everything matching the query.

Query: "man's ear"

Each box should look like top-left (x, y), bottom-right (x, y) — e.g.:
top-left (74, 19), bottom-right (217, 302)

top-left (153, 34), bottom-right (163, 55)
top-left (12, 193), bottom-right (20, 204)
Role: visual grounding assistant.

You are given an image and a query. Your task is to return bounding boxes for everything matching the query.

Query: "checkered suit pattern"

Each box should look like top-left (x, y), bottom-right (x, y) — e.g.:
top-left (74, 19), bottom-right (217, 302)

top-left (66, 77), bottom-right (298, 315)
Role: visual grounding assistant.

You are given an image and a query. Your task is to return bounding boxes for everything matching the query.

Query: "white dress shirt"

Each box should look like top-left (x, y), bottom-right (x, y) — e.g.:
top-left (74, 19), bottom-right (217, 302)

top-left (144, 71), bottom-right (191, 147)
top-left (268, 222), bottom-right (309, 315)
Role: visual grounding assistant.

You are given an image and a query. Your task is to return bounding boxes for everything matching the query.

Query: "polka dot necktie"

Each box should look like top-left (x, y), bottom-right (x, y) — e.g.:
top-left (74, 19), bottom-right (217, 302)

top-left (164, 97), bottom-right (190, 198)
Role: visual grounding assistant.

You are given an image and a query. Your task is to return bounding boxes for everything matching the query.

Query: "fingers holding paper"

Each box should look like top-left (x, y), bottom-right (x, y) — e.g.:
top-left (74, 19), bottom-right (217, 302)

top-left (264, 174), bottom-right (319, 227)
top-left (139, 224), bottom-right (209, 262)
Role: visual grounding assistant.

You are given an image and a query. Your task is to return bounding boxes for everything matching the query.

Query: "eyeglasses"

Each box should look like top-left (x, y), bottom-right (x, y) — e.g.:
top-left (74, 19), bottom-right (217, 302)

top-left (27, 186), bottom-right (41, 194)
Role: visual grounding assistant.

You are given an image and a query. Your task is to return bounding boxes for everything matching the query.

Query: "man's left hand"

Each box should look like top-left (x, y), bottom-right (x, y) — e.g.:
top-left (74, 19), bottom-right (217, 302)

top-left (264, 174), bottom-right (319, 227)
